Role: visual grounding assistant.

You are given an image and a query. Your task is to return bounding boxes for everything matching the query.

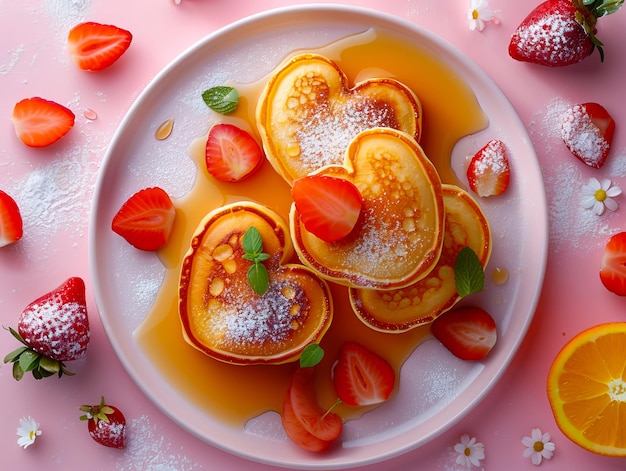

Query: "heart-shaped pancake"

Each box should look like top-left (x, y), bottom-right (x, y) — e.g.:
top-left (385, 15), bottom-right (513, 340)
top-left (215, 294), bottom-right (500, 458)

top-left (349, 184), bottom-right (492, 332)
top-left (290, 127), bottom-right (444, 290)
top-left (256, 53), bottom-right (422, 185)
top-left (179, 202), bottom-right (333, 365)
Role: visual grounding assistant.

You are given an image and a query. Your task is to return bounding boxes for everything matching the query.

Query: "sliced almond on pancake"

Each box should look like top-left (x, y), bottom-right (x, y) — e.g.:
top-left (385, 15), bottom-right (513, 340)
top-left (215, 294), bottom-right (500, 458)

top-left (349, 184), bottom-right (492, 332)
top-left (290, 127), bottom-right (444, 290)
top-left (179, 202), bottom-right (333, 365)
top-left (256, 53), bottom-right (422, 184)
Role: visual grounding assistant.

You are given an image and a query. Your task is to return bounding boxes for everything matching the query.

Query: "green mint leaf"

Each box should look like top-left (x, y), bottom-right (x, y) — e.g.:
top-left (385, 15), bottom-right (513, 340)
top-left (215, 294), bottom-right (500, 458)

top-left (454, 246), bottom-right (485, 297)
top-left (300, 344), bottom-right (324, 368)
top-left (202, 86), bottom-right (239, 114)
top-left (247, 262), bottom-right (269, 296)
top-left (242, 226), bottom-right (263, 256)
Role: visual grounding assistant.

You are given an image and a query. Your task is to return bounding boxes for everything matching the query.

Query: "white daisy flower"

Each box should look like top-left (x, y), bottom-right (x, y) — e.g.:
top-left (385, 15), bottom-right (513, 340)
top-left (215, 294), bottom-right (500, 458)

top-left (16, 416), bottom-right (42, 449)
top-left (522, 428), bottom-right (555, 465)
top-left (467, 0), bottom-right (499, 31)
top-left (454, 433), bottom-right (485, 468)
top-left (582, 177), bottom-right (621, 215)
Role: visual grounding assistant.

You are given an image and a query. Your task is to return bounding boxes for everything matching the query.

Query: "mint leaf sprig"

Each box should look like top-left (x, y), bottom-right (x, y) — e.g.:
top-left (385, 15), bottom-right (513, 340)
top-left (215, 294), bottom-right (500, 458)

top-left (300, 343), bottom-right (324, 368)
top-left (242, 226), bottom-right (270, 295)
top-left (454, 246), bottom-right (485, 297)
top-left (202, 86), bottom-right (239, 114)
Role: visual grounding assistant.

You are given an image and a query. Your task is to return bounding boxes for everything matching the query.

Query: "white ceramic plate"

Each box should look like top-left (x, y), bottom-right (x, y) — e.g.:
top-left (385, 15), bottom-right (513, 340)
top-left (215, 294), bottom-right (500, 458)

top-left (90, 5), bottom-right (547, 469)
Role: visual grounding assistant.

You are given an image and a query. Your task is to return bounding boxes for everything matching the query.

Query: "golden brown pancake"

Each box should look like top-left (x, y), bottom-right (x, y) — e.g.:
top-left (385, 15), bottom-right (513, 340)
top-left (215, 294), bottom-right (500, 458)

top-left (256, 53), bottom-right (422, 185)
top-left (290, 127), bottom-right (444, 290)
top-left (179, 202), bottom-right (333, 365)
top-left (349, 184), bottom-right (492, 332)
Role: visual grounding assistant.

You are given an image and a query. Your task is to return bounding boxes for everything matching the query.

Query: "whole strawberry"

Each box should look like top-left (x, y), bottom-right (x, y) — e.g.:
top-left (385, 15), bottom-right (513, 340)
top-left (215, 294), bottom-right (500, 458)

top-left (509, 0), bottom-right (623, 67)
top-left (79, 396), bottom-right (127, 449)
top-left (3, 277), bottom-right (90, 380)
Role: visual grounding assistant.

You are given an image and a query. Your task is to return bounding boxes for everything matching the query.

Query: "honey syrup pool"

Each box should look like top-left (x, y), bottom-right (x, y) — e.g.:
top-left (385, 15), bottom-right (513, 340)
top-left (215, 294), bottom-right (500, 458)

top-left (135, 28), bottom-right (488, 427)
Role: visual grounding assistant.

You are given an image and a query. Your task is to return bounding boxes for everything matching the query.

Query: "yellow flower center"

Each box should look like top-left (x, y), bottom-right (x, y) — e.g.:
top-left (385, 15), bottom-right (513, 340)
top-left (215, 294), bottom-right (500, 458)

top-left (595, 188), bottom-right (607, 202)
top-left (533, 441), bottom-right (544, 453)
top-left (464, 447), bottom-right (471, 456)
top-left (472, 9), bottom-right (480, 19)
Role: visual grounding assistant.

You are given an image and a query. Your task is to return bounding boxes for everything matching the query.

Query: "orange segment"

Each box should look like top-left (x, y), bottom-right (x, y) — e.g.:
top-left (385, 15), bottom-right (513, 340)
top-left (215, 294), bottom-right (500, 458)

top-left (547, 322), bottom-right (626, 456)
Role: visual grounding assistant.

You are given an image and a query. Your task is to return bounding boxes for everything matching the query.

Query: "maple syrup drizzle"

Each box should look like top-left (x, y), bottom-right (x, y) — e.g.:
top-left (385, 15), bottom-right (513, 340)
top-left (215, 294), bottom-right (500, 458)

top-left (135, 28), bottom-right (488, 427)
top-left (155, 118), bottom-right (175, 140)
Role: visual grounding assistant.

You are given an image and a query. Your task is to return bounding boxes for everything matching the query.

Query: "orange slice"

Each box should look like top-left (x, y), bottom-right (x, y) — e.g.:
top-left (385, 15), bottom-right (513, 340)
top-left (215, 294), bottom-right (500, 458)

top-left (290, 127), bottom-right (444, 290)
top-left (256, 53), bottom-right (422, 185)
top-left (349, 184), bottom-right (491, 332)
top-left (178, 202), bottom-right (333, 365)
top-left (547, 322), bottom-right (626, 456)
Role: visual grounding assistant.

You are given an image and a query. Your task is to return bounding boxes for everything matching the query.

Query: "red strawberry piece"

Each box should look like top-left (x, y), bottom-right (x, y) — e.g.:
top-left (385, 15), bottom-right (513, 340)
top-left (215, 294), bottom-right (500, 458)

top-left (205, 123), bottom-right (264, 182)
top-left (111, 187), bottom-right (176, 251)
top-left (0, 190), bottom-right (23, 247)
top-left (466, 139), bottom-right (510, 197)
top-left (3, 277), bottom-right (90, 380)
top-left (332, 342), bottom-right (395, 407)
top-left (286, 367), bottom-right (342, 444)
top-left (508, 0), bottom-right (622, 67)
top-left (292, 175), bottom-right (363, 242)
top-left (79, 396), bottom-right (127, 449)
top-left (560, 102), bottom-right (615, 168)
top-left (431, 307), bottom-right (497, 361)
top-left (68, 22), bottom-right (132, 71)
top-left (282, 388), bottom-right (332, 452)
top-left (11, 97), bottom-right (75, 147)
top-left (600, 232), bottom-right (626, 296)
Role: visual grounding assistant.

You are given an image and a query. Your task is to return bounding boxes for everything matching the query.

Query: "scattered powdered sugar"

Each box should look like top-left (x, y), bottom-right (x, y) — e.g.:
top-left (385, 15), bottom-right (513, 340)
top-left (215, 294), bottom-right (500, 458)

top-left (0, 44), bottom-right (25, 75)
top-left (116, 415), bottom-right (201, 470)
top-left (528, 97), bottom-right (625, 254)
top-left (560, 103), bottom-right (609, 167)
top-left (208, 280), bottom-right (307, 349)
top-left (37, 0), bottom-right (91, 40)
top-left (13, 146), bottom-right (99, 258)
top-left (293, 98), bottom-right (397, 175)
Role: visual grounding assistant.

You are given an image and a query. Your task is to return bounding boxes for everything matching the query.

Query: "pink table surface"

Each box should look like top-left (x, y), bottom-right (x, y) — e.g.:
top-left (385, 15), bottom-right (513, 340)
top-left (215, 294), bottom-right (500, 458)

top-left (1, 0), bottom-right (626, 469)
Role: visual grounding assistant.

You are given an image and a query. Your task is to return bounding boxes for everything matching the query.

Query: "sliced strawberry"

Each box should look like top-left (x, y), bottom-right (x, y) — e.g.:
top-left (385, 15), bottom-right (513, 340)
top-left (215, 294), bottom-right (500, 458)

top-left (282, 389), bottom-right (332, 452)
top-left (80, 396), bottom-right (127, 449)
top-left (466, 139), bottom-right (510, 197)
top-left (111, 187), bottom-right (176, 251)
top-left (332, 342), bottom-right (395, 407)
top-left (0, 190), bottom-right (23, 247)
top-left (11, 97), bottom-right (75, 147)
top-left (68, 22), bottom-right (132, 71)
top-left (600, 232), bottom-right (626, 296)
top-left (288, 367), bottom-right (342, 442)
top-left (431, 307), bottom-right (497, 361)
top-left (292, 175), bottom-right (363, 242)
top-left (205, 123), bottom-right (263, 182)
top-left (560, 102), bottom-right (615, 169)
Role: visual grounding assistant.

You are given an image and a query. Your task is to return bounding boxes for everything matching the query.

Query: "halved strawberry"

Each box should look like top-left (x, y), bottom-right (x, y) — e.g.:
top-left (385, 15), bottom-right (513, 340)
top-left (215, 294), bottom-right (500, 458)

top-left (4, 277), bottom-right (90, 380)
top-left (332, 342), bottom-right (395, 407)
top-left (600, 232), bottom-right (626, 296)
top-left (292, 175), bottom-right (363, 242)
top-left (68, 22), bottom-right (132, 71)
top-left (431, 307), bottom-right (497, 361)
top-left (11, 97), bottom-right (75, 147)
top-left (0, 190), bottom-right (23, 247)
top-left (205, 123), bottom-right (264, 182)
top-left (466, 139), bottom-right (510, 197)
top-left (111, 187), bottom-right (176, 251)
top-left (288, 367), bottom-right (342, 442)
top-left (560, 102), bottom-right (615, 169)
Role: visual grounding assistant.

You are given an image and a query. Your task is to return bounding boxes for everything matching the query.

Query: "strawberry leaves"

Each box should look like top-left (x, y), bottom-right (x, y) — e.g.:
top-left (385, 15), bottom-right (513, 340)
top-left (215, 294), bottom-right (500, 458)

top-left (4, 327), bottom-right (74, 380)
